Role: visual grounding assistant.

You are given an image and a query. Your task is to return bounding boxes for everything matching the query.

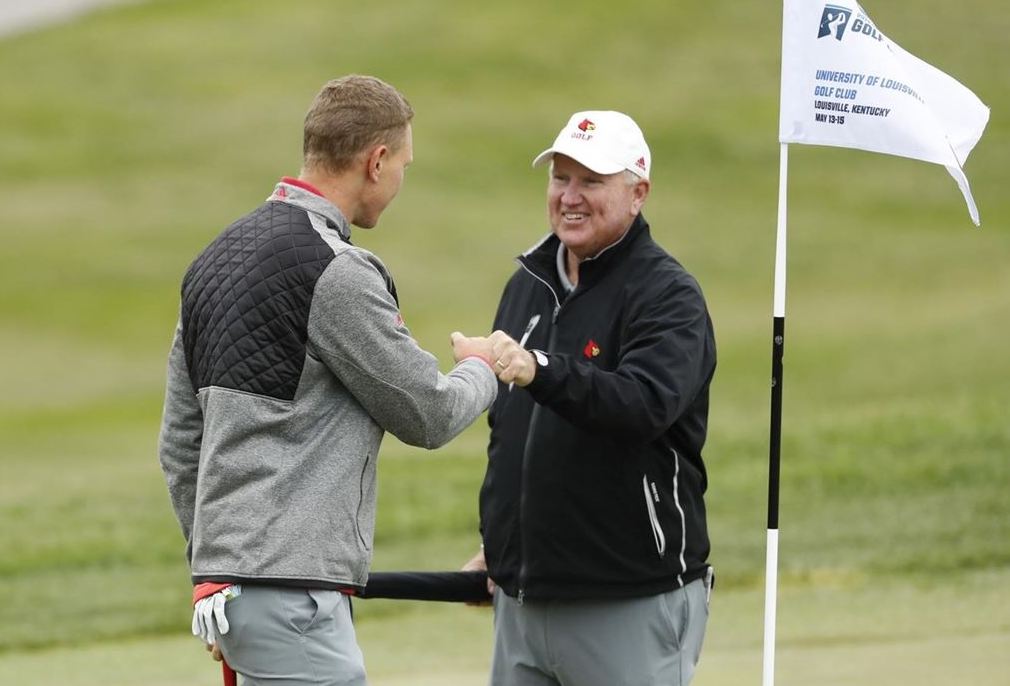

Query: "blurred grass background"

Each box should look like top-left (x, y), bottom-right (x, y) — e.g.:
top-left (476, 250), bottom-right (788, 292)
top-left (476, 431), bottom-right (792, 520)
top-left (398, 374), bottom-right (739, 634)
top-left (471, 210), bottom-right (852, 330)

top-left (0, 0), bottom-right (1007, 683)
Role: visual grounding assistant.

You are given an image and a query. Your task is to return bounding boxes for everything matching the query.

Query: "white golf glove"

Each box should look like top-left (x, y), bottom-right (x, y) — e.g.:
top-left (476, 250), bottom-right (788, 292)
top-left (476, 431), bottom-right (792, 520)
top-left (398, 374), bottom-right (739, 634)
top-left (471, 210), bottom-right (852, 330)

top-left (192, 584), bottom-right (242, 645)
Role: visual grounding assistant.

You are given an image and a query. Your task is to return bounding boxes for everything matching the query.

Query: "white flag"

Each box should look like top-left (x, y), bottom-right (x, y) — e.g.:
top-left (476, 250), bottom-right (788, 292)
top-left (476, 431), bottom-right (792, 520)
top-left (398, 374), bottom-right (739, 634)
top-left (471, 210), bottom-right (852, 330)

top-left (780, 1), bottom-right (990, 224)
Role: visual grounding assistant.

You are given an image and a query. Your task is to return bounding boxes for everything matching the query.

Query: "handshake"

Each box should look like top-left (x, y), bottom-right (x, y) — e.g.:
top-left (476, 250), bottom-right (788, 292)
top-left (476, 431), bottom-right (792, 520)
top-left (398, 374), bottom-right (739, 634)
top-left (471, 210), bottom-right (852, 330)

top-left (450, 330), bottom-right (537, 387)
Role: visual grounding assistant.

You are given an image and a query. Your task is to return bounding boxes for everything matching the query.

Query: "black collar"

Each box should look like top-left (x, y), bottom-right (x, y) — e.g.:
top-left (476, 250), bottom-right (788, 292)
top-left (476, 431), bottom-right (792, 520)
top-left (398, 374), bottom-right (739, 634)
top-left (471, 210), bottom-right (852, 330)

top-left (519, 213), bottom-right (650, 292)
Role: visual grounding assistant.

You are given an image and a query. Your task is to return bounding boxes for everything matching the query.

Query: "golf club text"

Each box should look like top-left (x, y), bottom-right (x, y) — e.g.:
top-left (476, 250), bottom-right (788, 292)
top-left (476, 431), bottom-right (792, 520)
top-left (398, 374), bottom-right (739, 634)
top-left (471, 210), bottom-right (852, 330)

top-left (814, 86), bottom-right (858, 99)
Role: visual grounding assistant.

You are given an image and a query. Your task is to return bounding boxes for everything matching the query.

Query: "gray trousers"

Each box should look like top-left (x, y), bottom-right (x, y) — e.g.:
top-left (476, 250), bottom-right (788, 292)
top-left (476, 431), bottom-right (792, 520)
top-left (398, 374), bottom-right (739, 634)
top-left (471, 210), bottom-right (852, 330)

top-left (217, 586), bottom-right (366, 686)
top-left (490, 579), bottom-right (709, 686)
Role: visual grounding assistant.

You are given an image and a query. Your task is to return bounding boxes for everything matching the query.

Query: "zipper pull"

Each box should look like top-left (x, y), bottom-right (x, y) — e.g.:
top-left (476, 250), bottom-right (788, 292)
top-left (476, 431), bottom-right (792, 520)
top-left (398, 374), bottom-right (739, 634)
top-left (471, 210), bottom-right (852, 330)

top-left (517, 589), bottom-right (525, 606)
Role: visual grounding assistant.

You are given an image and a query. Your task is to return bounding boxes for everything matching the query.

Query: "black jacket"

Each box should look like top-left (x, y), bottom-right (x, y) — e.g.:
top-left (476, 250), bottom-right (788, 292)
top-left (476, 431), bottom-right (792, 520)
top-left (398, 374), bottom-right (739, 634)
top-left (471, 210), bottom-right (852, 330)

top-left (480, 214), bottom-right (716, 601)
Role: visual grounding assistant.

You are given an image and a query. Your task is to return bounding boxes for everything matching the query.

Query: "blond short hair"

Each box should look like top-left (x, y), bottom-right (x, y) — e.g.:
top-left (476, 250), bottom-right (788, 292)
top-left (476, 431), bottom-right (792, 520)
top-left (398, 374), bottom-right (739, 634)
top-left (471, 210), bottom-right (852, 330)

top-left (303, 75), bottom-right (414, 173)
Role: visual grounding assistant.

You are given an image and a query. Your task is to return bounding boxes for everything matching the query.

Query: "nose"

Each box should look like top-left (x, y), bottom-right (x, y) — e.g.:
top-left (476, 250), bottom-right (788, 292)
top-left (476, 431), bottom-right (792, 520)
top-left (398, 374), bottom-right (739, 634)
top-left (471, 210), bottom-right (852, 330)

top-left (559, 180), bottom-right (582, 206)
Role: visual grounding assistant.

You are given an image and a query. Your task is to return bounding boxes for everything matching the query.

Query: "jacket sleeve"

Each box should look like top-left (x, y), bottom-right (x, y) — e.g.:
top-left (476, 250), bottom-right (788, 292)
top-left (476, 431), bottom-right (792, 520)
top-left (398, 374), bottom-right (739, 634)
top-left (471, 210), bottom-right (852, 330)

top-left (157, 321), bottom-right (204, 557)
top-left (525, 275), bottom-right (715, 442)
top-left (307, 249), bottom-right (497, 449)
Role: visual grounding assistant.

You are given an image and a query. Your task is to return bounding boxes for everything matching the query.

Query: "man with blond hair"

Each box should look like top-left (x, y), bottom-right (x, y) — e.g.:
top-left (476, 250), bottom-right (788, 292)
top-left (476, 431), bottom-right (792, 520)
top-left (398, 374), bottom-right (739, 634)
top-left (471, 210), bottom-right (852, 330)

top-left (159, 75), bottom-right (500, 685)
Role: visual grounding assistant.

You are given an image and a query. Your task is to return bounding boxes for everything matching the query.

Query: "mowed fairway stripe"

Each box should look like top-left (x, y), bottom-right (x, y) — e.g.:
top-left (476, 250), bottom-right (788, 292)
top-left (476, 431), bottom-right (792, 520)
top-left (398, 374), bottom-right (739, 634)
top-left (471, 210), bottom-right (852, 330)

top-left (2, 578), bottom-right (1007, 686)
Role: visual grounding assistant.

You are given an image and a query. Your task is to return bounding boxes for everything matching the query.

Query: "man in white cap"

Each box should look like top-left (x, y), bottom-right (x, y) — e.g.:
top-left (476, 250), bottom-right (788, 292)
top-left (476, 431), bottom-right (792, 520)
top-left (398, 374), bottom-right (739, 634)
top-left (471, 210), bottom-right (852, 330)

top-left (465, 111), bottom-right (717, 685)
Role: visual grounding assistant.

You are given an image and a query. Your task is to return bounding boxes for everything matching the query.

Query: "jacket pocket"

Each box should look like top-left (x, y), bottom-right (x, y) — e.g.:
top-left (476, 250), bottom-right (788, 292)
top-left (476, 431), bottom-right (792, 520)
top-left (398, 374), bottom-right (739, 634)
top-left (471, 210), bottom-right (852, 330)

top-left (355, 452), bottom-right (374, 550)
top-left (642, 475), bottom-right (666, 559)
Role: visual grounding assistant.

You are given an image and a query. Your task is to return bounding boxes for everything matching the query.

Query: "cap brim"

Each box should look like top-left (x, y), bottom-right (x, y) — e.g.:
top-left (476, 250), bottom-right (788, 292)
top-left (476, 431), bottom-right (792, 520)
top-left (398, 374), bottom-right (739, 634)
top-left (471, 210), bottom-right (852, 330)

top-left (530, 143), bottom-right (626, 175)
top-left (531, 148), bottom-right (555, 168)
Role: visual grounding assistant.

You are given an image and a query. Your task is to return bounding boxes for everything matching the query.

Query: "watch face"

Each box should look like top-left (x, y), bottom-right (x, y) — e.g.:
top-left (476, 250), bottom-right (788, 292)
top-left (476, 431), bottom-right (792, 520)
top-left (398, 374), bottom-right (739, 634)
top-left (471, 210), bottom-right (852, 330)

top-left (533, 350), bottom-right (549, 367)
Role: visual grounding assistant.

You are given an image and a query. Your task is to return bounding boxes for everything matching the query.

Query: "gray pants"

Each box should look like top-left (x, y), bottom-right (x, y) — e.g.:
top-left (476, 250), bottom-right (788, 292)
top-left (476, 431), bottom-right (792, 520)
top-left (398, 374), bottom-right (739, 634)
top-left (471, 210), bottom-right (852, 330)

top-left (217, 586), bottom-right (366, 686)
top-left (490, 579), bottom-right (709, 686)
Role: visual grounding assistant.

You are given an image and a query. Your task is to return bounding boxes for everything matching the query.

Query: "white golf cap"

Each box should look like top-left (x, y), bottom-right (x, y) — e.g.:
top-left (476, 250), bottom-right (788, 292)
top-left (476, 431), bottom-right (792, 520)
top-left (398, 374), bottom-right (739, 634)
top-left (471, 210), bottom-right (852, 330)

top-left (531, 110), bottom-right (650, 179)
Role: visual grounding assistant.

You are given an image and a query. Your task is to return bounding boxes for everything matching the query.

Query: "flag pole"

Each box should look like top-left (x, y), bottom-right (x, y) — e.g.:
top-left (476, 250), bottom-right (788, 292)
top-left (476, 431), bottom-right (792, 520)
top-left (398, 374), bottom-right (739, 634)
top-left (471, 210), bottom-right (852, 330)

top-left (763, 141), bottom-right (789, 686)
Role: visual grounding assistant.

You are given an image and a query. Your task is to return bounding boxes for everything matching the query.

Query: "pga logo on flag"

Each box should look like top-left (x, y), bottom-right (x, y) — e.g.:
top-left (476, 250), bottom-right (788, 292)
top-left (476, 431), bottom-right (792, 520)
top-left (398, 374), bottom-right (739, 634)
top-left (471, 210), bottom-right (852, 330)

top-left (817, 5), bottom-right (851, 40)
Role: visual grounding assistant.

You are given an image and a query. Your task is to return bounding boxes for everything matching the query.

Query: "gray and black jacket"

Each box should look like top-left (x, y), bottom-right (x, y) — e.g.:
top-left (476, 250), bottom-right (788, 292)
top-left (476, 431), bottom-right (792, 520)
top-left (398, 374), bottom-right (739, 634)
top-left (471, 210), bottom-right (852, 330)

top-left (159, 178), bottom-right (496, 591)
top-left (480, 214), bottom-right (715, 601)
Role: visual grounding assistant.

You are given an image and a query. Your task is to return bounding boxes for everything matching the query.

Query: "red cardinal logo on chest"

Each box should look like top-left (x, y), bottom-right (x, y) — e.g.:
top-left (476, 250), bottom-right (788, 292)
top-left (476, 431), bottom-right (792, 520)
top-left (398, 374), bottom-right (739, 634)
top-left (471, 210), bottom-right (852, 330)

top-left (583, 339), bottom-right (601, 359)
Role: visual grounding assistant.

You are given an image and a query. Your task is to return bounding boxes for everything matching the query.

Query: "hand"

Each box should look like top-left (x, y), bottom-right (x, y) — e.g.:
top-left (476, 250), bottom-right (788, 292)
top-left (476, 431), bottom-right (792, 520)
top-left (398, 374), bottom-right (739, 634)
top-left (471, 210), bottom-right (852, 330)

top-left (192, 584), bottom-right (242, 646)
top-left (488, 330), bottom-right (536, 387)
top-left (450, 331), bottom-right (494, 366)
top-left (462, 548), bottom-right (496, 606)
top-left (205, 642), bottom-right (223, 662)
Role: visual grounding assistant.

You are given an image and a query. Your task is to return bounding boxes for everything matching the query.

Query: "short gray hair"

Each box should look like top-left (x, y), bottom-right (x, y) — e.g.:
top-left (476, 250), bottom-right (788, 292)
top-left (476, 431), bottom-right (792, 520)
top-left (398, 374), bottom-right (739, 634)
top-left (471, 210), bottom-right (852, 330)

top-left (622, 170), bottom-right (643, 186)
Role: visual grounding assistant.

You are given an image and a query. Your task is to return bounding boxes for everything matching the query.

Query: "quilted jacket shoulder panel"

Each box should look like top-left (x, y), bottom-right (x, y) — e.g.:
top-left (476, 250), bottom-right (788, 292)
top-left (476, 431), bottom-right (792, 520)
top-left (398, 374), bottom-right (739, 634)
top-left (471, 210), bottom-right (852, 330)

top-left (181, 201), bottom-right (335, 400)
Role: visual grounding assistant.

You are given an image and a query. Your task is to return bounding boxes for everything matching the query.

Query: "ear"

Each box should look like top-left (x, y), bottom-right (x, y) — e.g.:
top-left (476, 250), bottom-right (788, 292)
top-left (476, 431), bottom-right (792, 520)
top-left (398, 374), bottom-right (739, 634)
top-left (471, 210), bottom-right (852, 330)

top-left (630, 179), bottom-right (650, 214)
top-left (365, 145), bottom-right (389, 183)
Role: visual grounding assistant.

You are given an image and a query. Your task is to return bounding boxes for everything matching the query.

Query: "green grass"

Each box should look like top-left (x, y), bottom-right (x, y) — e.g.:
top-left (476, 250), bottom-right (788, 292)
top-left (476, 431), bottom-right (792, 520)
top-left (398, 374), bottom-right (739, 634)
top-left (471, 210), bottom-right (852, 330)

top-left (1, 0), bottom-right (1008, 682)
top-left (2, 571), bottom-right (1008, 684)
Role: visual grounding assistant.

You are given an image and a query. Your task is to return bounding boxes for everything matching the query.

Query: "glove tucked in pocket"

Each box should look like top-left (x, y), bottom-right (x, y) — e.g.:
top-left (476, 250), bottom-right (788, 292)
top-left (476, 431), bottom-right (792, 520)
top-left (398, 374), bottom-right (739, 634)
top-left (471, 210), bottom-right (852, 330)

top-left (192, 583), bottom-right (243, 645)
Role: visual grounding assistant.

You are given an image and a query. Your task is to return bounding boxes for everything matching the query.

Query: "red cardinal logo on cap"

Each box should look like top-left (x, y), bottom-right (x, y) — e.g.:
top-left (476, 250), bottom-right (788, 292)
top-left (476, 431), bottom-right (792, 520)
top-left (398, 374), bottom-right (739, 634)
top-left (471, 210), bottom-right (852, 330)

top-left (583, 339), bottom-right (601, 359)
top-left (577, 119), bottom-right (596, 132)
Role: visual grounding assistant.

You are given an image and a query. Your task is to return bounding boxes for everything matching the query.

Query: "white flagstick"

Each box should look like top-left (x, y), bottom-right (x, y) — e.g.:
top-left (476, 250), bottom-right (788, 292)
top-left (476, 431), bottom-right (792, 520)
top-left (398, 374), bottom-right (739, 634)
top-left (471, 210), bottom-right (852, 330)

top-left (772, 143), bottom-right (789, 320)
top-left (763, 142), bottom-right (789, 686)
top-left (763, 528), bottom-right (780, 686)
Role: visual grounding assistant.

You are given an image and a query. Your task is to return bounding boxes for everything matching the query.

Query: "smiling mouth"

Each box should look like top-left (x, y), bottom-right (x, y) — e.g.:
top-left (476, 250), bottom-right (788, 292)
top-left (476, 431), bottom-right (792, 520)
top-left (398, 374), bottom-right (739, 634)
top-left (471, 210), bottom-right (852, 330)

top-left (563, 213), bottom-right (587, 221)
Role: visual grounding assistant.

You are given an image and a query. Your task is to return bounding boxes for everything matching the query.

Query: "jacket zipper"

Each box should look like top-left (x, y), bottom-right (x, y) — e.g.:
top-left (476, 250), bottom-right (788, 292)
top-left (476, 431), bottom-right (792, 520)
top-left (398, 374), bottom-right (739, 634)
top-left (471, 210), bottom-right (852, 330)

top-left (518, 261), bottom-right (562, 322)
top-left (515, 261), bottom-right (563, 604)
top-left (671, 448), bottom-right (687, 585)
